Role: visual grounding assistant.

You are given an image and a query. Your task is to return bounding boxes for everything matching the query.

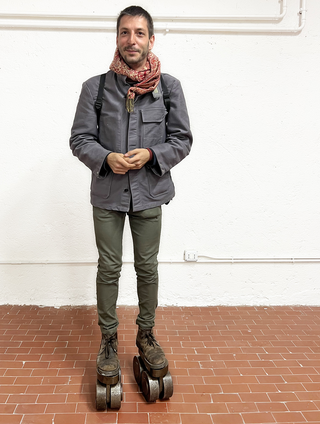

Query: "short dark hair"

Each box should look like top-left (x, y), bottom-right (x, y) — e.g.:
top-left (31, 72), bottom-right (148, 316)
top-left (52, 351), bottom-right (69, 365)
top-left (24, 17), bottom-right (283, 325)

top-left (117, 6), bottom-right (154, 38)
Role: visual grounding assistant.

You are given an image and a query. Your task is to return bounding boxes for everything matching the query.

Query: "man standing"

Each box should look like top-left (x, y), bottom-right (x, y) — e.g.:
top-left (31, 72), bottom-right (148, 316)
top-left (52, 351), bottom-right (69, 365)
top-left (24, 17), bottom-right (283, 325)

top-left (70, 6), bottom-right (192, 404)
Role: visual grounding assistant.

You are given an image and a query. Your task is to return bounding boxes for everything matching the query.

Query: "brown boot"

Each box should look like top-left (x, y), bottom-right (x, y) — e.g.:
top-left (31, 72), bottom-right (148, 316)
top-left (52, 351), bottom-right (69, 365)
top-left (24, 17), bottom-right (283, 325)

top-left (136, 328), bottom-right (168, 370)
top-left (97, 332), bottom-right (120, 377)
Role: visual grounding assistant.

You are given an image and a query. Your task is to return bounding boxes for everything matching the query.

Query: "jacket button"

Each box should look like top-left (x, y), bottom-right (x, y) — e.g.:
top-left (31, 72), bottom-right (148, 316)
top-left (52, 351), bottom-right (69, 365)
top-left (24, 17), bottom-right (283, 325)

top-left (124, 188), bottom-right (129, 193)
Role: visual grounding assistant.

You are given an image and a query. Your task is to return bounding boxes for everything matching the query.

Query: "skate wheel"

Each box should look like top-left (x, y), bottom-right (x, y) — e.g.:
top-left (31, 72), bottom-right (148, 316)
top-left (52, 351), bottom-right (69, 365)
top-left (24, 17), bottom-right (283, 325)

top-left (159, 371), bottom-right (173, 400)
top-left (109, 379), bottom-right (122, 409)
top-left (141, 370), bottom-right (159, 402)
top-left (120, 369), bottom-right (123, 401)
top-left (96, 379), bottom-right (107, 411)
top-left (133, 355), bottom-right (144, 385)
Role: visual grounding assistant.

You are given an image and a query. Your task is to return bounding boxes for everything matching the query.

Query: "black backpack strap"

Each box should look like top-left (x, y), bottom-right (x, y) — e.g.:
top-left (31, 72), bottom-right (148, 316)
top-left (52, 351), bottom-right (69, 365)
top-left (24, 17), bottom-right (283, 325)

top-left (160, 74), bottom-right (171, 113)
top-left (95, 73), bottom-right (106, 129)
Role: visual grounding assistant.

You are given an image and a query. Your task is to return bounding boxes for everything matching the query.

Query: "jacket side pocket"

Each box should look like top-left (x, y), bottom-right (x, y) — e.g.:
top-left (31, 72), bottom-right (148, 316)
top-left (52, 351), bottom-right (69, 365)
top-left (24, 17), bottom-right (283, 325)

top-left (91, 172), bottom-right (113, 199)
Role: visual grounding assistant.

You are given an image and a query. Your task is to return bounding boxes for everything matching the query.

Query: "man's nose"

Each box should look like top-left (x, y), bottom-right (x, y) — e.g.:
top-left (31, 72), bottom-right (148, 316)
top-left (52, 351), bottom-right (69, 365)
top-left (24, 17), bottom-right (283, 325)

top-left (128, 32), bottom-right (136, 44)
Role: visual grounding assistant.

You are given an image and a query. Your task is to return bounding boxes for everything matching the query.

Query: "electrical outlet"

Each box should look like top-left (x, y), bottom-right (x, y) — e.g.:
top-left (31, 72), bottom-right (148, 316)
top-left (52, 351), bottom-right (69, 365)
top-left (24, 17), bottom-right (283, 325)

top-left (184, 250), bottom-right (198, 262)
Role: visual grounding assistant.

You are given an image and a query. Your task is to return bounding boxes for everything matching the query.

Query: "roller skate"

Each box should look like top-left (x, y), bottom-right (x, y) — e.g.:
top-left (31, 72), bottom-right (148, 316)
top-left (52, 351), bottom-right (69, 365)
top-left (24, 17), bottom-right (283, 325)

top-left (95, 332), bottom-right (122, 411)
top-left (133, 328), bottom-right (173, 402)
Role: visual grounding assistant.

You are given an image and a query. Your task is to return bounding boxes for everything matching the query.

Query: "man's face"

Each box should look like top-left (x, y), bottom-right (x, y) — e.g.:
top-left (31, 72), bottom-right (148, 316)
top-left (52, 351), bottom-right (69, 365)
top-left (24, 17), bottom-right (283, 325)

top-left (117, 15), bottom-right (155, 72)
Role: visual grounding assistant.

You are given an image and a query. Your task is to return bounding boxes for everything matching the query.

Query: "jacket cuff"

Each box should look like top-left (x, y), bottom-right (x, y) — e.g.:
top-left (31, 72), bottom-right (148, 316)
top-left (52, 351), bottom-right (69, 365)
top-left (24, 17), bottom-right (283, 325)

top-left (149, 148), bottom-right (158, 166)
top-left (146, 149), bottom-right (161, 175)
top-left (99, 154), bottom-right (111, 177)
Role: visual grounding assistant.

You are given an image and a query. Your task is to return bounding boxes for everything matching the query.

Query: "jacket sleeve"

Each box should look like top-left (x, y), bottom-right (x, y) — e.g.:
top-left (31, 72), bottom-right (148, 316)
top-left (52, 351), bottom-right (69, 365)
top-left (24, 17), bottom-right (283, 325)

top-left (148, 77), bottom-right (193, 177)
top-left (69, 81), bottom-right (111, 179)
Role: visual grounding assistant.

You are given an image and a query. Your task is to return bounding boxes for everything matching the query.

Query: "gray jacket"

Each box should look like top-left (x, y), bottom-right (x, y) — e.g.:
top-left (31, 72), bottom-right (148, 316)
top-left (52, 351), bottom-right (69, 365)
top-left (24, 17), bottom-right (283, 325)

top-left (70, 71), bottom-right (192, 212)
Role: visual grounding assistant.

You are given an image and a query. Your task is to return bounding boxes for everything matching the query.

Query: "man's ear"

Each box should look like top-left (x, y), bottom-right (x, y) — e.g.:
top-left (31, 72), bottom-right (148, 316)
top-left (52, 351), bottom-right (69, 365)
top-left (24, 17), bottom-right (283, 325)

top-left (149, 34), bottom-right (155, 50)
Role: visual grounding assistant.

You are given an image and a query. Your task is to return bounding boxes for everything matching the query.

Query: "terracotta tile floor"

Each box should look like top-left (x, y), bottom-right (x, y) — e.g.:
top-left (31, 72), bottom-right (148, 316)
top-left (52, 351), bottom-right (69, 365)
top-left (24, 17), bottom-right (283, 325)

top-left (1, 305), bottom-right (320, 424)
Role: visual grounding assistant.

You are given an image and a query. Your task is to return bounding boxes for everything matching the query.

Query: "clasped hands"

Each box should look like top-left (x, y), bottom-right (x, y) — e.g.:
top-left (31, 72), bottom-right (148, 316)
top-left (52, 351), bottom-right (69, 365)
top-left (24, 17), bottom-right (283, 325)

top-left (107, 148), bottom-right (150, 175)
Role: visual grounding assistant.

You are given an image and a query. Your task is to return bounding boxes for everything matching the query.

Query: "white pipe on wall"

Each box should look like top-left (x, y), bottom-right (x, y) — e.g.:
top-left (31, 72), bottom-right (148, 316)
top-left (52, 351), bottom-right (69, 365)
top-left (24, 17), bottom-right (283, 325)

top-left (161, 1), bottom-right (306, 34)
top-left (0, 0), bottom-right (287, 24)
top-left (0, 0), bottom-right (307, 34)
top-left (1, 256), bottom-right (320, 265)
top-left (197, 256), bottom-right (320, 264)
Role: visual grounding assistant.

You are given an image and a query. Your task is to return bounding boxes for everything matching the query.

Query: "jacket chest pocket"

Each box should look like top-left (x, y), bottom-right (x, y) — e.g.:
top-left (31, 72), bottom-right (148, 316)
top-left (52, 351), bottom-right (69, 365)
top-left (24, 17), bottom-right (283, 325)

top-left (141, 108), bottom-right (167, 146)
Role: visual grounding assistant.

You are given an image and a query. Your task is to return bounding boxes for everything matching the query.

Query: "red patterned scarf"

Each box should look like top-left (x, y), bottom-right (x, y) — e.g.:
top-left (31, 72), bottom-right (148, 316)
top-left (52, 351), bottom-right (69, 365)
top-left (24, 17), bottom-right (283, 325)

top-left (110, 48), bottom-right (161, 112)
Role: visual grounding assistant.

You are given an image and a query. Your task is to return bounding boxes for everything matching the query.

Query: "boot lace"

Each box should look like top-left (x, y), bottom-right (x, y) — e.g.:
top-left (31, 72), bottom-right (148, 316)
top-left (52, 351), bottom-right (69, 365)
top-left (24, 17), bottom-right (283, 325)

top-left (142, 329), bottom-right (160, 347)
top-left (102, 333), bottom-right (118, 356)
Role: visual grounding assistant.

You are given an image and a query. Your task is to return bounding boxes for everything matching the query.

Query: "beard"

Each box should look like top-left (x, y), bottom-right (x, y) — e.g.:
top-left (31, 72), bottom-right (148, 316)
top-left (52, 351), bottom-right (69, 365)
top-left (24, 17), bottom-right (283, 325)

top-left (119, 43), bottom-right (150, 69)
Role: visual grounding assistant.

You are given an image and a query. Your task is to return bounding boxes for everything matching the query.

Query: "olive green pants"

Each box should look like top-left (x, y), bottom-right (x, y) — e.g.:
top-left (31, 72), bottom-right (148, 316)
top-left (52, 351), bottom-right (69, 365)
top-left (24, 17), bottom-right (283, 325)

top-left (93, 206), bottom-right (162, 336)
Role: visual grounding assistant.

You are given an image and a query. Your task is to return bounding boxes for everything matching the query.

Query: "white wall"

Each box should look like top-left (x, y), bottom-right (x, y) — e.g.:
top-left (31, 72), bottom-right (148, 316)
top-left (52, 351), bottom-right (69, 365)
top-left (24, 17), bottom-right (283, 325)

top-left (1, 0), bottom-right (320, 306)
